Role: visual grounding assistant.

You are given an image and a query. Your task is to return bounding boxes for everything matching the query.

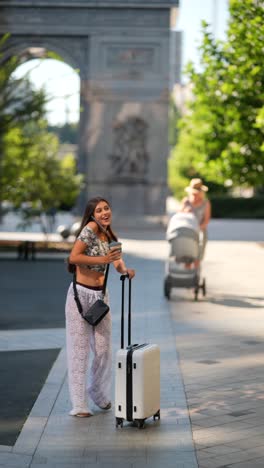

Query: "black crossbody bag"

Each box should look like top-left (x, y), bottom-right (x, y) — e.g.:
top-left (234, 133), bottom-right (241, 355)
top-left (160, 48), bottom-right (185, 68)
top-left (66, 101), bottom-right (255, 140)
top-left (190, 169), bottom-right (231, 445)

top-left (73, 264), bottom-right (110, 326)
top-left (72, 216), bottom-right (113, 326)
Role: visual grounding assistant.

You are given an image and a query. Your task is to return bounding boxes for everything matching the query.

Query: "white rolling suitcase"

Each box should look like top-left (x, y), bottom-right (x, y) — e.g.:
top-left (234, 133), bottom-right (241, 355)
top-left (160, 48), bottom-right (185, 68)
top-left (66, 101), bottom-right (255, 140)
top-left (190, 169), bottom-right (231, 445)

top-left (115, 274), bottom-right (160, 429)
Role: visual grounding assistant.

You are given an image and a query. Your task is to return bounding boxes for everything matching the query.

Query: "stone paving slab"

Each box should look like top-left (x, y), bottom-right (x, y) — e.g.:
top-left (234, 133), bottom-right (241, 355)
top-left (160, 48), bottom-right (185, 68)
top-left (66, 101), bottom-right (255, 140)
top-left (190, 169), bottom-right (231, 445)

top-left (0, 329), bottom-right (65, 352)
top-left (13, 349), bottom-right (67, 455)
top-left (0, 452), bottom-right (32, 467)
top-left (0, 237), bottom-right (198, 468)
top-left (170, 240), bottom-right (264, 467)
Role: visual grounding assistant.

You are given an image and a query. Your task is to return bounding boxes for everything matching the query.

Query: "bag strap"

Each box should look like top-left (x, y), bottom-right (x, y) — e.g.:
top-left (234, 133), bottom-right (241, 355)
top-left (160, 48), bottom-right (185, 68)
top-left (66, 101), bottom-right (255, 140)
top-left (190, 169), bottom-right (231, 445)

top-left (101, 263), bottom-right (110, 297)
top-left (73, 263), bottom-right (110, 314)
top-left (72, 217), bottom-right (112, 314)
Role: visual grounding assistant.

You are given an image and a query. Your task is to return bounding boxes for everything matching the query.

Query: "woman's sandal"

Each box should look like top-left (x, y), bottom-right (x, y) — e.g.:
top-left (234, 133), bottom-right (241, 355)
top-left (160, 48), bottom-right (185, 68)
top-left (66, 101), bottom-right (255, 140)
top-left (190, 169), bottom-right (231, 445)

top-left (99, 402), bottom-right (112, 410)
top-left (74, 412), bottom-right (93, 418)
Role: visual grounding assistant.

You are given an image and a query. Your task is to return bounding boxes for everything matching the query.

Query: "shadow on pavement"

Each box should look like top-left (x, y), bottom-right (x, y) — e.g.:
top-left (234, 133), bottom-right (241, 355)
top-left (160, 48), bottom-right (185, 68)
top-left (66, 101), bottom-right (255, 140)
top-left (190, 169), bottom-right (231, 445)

top-left (0, 349), bottom-right (60, 446)
top-left (209, 294), bottom-right (264, 308)
top-left (0, 259), bottom-right (70, 330)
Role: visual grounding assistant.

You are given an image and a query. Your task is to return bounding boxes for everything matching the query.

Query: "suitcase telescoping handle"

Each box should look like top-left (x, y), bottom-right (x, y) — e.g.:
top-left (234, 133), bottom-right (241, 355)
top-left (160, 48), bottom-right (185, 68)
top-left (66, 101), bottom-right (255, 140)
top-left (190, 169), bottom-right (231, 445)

top-left (120, 273), bottom-right (132, 349)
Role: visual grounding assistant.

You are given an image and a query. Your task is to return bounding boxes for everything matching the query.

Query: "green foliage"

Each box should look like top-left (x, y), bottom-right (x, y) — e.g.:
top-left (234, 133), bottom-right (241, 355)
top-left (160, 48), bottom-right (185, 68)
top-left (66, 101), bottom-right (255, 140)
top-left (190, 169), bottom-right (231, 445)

top-left (0, 34), bottom-right (83, 217)
top-left (169, 0), bottom-right (264, 199)
top-left (169, 97), bottom-right (181, 147)
top-left (0, 35), bottom-right (47, 150)
top-left (168, 141), bottom-right (199, 200)
top-left (210, 196), bottom-right (264, 219)
top-left (1, 121), bottom-right (83, 211)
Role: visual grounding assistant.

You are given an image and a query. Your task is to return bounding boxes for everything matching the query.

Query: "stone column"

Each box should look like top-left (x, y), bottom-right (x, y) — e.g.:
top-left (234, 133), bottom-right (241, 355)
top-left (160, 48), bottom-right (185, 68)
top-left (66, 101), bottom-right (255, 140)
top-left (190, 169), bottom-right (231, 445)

top-left (83, 18), bottom-right (172, 219)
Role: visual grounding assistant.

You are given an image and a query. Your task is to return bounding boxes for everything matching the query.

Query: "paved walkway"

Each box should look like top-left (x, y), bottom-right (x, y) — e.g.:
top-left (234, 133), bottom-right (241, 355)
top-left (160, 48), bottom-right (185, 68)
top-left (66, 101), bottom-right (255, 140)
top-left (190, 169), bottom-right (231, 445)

top-left (171, 240), bottom-right (264, 468)
top-left (0, 231), bottom-right (197, 468)
top-left (0, 221), bottom-right (264, 468)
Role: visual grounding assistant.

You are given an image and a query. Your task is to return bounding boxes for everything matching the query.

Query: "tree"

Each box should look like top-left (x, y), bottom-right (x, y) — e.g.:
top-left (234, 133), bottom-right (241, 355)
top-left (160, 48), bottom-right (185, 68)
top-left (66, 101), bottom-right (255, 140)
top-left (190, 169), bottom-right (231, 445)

top-left (169, 0), bottom-right (264, 198)
top-left (1, 120), bottom-right (83, 211)
top-left (168, 97), bottom-right (181, 148)
top-left (0, 35), bottom-right (47, 153)
top-left (0, 34), bottom-right (83, 225)
top-left (0, 33), bottom-right (47, 213)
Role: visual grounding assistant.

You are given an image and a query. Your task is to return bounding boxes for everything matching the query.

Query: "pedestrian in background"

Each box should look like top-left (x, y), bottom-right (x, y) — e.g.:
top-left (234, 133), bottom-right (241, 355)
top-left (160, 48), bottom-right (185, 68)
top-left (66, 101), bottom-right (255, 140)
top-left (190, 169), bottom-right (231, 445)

top-left (180, 178), bottom-right (211, 261)
top-left (65, 196), bottom-right (135, 417)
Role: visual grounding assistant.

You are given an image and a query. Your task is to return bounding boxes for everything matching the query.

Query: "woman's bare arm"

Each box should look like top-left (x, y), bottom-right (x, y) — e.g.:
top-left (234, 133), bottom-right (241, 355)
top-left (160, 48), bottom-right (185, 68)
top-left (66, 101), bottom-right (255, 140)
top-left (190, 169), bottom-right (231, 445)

top-left (69, 239), bottom-right (121, 266)
top-left (113, 259), bottom-right (135, 279)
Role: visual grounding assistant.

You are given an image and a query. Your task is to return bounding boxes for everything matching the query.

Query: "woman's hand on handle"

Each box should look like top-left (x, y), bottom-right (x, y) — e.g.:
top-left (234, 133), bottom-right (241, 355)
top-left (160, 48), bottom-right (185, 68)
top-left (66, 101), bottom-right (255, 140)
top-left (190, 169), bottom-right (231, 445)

top-left (126, 268), bottom-right (135, 279)
top-left (114, 258), bottom-right (135, 279)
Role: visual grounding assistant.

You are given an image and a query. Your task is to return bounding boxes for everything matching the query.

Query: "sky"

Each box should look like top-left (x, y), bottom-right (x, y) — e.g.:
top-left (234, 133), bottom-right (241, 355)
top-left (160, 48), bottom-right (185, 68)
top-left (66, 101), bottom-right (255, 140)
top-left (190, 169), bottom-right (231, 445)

top-left (176, 0), bottom-right (229, 70)
top-left (13, 0), bottom-right (229, 126)
top-left (14, 60), bottom-right (80, 125)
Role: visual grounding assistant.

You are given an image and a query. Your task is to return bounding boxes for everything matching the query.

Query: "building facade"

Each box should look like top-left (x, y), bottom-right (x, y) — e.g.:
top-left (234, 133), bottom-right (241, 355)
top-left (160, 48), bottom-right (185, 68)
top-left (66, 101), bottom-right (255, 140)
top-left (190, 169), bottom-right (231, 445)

top-left (0, 0), bottom-right (180, 218)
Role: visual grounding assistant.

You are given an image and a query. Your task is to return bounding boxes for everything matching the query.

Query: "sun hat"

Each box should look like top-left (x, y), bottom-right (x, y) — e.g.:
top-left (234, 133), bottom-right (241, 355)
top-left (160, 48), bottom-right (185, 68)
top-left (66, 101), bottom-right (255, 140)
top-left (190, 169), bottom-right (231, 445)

top-left (185, 178), bottom-right (208, 193)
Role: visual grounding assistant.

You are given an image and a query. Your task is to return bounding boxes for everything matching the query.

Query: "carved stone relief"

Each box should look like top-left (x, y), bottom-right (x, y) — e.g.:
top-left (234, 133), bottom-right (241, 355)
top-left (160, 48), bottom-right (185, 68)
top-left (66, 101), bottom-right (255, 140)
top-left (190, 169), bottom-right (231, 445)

top-left (89, 36), bottom-right (167, 83)
top-left (106, 46), bottom-right (154, 69)
top-left (109, 117), bottom-right (149, 181)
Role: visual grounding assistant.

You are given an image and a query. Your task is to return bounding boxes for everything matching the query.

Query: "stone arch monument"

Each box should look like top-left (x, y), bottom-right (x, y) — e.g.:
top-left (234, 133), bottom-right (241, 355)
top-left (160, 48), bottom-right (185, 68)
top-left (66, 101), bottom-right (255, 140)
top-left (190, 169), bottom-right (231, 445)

top-left (0, 0), bottom-right (179, 221)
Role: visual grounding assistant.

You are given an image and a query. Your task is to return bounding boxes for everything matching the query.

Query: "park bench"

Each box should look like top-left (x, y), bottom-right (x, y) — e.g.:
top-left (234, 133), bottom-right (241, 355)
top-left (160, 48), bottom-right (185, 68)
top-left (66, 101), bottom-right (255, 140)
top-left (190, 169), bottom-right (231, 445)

top-left (0, 232), bottom-right (74, 260)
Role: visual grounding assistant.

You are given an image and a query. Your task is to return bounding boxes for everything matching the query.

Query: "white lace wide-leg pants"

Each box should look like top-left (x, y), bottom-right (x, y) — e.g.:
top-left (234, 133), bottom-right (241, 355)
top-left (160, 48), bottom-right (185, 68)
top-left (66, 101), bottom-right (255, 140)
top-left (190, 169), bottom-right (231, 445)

top-left (65, 283), bottom-right (112, 415)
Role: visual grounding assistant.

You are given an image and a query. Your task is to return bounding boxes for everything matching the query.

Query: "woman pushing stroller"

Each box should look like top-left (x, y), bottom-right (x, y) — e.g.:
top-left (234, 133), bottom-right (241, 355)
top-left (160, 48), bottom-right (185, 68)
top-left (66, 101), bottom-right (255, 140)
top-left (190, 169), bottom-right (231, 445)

top-left (180, 178), bottom-right (211, 263)
top-left (165, 178), bottom-right (211, 300)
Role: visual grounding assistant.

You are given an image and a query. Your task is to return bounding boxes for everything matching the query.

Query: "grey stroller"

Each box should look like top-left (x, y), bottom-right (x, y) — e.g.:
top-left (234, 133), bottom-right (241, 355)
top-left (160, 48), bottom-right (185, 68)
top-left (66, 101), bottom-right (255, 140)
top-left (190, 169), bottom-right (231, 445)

top-left (164, 212), bottom-right (206, 301)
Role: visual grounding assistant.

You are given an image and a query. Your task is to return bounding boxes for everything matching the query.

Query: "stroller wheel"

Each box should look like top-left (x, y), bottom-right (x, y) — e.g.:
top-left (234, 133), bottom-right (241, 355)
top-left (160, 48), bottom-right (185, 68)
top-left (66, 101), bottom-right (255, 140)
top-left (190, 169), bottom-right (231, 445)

top-left (164, 278), bottom-right (171, 300)
top-left (202, 278), bottom-right (206, 296)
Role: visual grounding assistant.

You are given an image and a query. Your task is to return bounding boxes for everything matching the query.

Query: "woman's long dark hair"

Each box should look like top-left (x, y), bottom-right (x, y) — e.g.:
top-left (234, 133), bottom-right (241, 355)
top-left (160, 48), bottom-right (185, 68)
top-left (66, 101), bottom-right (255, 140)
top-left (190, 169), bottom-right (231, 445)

top-left (67, 196), bottom-right (117, 273)
top-left (76, 196), bottom-right (117, 241)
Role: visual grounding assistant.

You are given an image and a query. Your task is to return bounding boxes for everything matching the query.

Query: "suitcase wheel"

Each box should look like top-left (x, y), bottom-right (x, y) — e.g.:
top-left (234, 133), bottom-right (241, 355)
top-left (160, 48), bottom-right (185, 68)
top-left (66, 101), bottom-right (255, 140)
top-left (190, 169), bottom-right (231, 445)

top-left (136, 419), bottom-right (145, 429)
top-left (115, 417), bottom-right (124, 428)
top-left (153, 409), bottom-right (160, 421)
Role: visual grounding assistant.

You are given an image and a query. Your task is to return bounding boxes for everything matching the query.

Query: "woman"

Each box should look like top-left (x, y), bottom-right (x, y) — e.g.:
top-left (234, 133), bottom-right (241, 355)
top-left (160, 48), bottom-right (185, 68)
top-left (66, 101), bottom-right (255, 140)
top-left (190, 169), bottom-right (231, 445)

top-left (181, 178), bottom-right (211, 260)
top-left (65, 196), bottom-right (135, 418)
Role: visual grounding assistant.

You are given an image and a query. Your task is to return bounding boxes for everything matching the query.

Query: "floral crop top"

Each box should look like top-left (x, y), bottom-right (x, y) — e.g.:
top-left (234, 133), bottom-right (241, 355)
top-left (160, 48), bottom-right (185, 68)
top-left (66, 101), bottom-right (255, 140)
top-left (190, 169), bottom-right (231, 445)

top-left (77, 225), bottom-right (109, 273)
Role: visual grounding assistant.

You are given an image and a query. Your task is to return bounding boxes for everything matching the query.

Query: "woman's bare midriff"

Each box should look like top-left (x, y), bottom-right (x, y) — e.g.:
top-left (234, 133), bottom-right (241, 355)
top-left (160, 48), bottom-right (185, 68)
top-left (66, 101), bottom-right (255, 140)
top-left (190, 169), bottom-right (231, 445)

top-left (76, 266), bottom-right (105, 287)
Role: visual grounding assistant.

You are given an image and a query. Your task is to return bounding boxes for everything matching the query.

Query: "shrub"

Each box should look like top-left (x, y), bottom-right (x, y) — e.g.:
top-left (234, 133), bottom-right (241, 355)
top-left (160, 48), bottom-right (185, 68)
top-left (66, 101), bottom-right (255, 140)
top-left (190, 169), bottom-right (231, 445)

top-left (210, 196), bottom-right (264, 219)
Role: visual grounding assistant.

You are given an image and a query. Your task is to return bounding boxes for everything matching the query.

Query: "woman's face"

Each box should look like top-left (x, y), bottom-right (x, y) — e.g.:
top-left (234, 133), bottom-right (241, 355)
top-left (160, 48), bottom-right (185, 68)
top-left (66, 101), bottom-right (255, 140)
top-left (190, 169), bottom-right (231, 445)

top-left (190, 190), bottom-right (204, 204)
top-left (93, 200), bottom-right (112, 228)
